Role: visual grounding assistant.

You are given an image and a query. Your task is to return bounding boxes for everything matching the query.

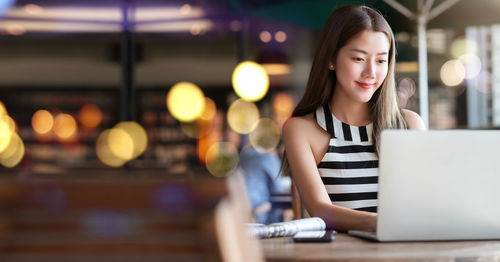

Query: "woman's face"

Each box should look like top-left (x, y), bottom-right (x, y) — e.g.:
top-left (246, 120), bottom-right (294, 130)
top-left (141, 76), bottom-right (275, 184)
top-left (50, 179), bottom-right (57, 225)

top-left (332, 30), bottom-right (390, 104)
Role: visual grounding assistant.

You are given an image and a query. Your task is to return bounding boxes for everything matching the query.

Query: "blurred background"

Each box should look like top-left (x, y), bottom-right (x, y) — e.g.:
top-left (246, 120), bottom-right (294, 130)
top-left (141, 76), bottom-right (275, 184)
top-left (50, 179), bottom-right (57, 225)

top-left (1, 0), bottom-right (500, 224)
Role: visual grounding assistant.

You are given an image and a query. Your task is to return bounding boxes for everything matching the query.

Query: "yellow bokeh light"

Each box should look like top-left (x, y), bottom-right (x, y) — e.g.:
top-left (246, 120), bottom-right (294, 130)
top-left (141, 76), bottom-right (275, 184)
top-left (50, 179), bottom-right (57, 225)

top-left (0, 101), bottom-right (7, 116)
top-left (0, 133), bottom-right (25, 168)
top-left (0, 132), bottom-right (20, 160)
top-left (2, 115), bottom-right (16, 133)
top-left (249, 118), bottom-right (281, 153)
top-left (440, 60), bottom-right (465, 87)
top-left (115, 121), bottom-right (148, 158)
top-left (78, 104), bottom-right (103, 129)
top-left (273, 92), bottom-right (294, 117)
top-left (205, 142), bottom-right (239, 178)
top-left (232, 61), bottom-right (269, 102)
top-left (261, 63), bottom-right (291, 75)
top-left (450, 38), bottom-right (478, 59)
top-left (0, 119), bottom-right (14, 153)
top-left (199, 97), bottom-right (217, 121)
top-left (96, 130), bottom-right (127, 167)
top-left (53, 113), bottom-right (77, 139)
top-left (166, 81), bottom-right (206, 122)
top-left (32, 109), bottom-right (54, 135)
top-left (227, 99), bottom-right (260, 134)
top-left (108, 128), bottom-right (134, 161)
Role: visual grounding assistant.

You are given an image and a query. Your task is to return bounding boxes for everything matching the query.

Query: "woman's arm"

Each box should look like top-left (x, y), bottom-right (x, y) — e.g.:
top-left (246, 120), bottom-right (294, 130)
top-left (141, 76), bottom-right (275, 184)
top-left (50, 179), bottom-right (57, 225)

top-left (282, 117), bottom-right (377, 231)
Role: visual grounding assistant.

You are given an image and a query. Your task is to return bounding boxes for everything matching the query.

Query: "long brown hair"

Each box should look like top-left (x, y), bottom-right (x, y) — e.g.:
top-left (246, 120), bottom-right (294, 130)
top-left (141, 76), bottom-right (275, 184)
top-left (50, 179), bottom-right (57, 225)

top-left (281, 5), bottom-right (406, 176)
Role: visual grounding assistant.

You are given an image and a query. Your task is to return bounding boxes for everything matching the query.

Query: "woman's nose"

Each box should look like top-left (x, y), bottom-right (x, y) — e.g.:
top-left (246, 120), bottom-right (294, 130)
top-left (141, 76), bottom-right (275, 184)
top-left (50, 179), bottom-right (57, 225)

top-left (363, 62), bottom-right (376, 79)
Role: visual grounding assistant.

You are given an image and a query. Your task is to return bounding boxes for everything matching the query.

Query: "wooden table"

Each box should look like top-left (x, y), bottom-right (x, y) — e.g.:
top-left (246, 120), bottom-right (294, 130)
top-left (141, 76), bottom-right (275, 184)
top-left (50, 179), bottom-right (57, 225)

top-left (262, 233), bottom-right (500, 262)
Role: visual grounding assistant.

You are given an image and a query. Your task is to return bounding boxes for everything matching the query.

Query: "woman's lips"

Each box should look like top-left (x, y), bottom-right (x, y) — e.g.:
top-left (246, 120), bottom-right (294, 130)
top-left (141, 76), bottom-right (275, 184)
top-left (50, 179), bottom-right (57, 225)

top-left (356, 81), bottom-right (375, 89)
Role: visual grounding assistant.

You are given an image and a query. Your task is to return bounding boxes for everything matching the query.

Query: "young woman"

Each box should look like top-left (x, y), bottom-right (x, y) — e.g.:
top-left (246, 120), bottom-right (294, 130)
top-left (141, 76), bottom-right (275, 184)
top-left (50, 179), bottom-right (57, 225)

top-left (282, 5), bottom-right (425, 232)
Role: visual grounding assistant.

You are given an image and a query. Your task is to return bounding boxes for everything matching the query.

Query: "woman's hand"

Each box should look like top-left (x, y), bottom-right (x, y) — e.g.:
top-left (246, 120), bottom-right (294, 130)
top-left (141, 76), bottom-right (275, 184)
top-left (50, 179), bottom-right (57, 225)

top-left (366, 212), bottom-right (378, 232)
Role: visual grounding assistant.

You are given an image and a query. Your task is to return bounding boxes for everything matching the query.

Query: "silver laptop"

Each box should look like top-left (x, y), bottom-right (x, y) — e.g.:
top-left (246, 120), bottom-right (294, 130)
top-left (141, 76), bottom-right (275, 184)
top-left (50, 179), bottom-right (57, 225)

top-left (349, 130), bottom-right (500, 241)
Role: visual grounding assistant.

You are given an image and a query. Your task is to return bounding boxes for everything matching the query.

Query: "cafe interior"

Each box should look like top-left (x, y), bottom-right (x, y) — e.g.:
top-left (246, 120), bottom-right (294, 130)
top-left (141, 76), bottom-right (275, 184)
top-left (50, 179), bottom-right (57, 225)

top-left (1, 0), bottom-right (500, 261)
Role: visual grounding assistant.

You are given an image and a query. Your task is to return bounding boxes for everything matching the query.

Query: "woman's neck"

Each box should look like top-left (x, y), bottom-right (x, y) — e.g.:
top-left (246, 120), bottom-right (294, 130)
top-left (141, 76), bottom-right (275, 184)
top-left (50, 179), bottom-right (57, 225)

top-left (330, 93), bottom-right (372, 126)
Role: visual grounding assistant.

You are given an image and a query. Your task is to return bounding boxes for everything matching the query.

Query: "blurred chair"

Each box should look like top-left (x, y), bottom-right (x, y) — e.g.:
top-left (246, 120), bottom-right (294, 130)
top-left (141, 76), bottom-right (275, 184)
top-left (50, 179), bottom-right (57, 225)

top-left (214, 169), bottom-right (264, 262)
top-left (214, 197), bottom-right (263, 262)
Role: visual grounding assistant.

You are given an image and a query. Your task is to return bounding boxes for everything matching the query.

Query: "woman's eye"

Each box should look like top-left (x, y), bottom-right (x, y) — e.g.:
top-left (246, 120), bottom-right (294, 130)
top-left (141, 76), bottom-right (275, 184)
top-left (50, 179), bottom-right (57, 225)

top-left (378, 60), bottom-right (387, 64)
top-left (353, 57), bottom-right (364, 62)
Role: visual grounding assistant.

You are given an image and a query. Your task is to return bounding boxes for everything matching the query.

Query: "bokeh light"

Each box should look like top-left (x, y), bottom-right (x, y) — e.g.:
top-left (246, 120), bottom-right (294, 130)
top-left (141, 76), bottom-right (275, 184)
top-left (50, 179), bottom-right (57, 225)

top-left (199, 97), bottom-right (216, 121)
top-left (190, 24), bottom-right (201, 35)
top-left (7, 24), bottom-right (26, 35)
top-left (0, 101), bottom-right (6, 116)
top-left (115, 121), bottom-right (148, 158)
top-left (232, 61), bottom-right (269, 102)
top-left (229, 20), bottom-right (242, 32)
top-left (53, 113), bottom-right (77, 140)
top-left (259, 30), bottom-right (271, 43)
top-left (197, 134), bottom-right (218, 164)
top-left (0, 117), bottom-right (13, 153)
top-left (180, 3), bottom-right (191, 14)
top-left (0, 133), bottom-right (24, 168)
top-left (0, 130), bottom-right (19, 158)
top-left (273, 92), bottom-right (295, 128)
top-left (24, 4), bottom-right (43, 15)
top-left (273, 92), bottom-right (294, 117)
top-left (275, 31), bottom-right (287, 43)
top-left (1, 114), bottom-right (16, 134)
top-left (459, 54), bottom-right (482, 80)
top-left (96, 130), bottom-right (127, 167)
top-left (397, 78), bottom-right (416, 108)
top-left (32, 109), bottom-right (54, 135)
top-left (249, 118), bottom-right (281, 153)
top-left (0, 103), bottom-right (25, 168)
top-left (261, 64), bottom-right (291, 75)
top-left (78, 104), bottom-right (103, 129)
top-left (166, 81), bottom-right (205, 122)
top-left (440, 59), bottom-right (465, 87)
top-left (205, 142), bottom-right (239, 178)
top-left (450, 38), bottom-right (478, 59)
top-left (0, 131), bottom-right (18, 160)
top-left (108, 128), bottom-right (134, 161)
top-left (227, 99), bottom-right (260, 134)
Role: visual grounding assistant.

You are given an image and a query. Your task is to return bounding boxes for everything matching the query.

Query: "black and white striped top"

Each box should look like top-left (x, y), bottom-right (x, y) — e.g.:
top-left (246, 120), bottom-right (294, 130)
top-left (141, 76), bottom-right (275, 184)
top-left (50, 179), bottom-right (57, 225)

top-left (314, 105), bottom-right (378, 213)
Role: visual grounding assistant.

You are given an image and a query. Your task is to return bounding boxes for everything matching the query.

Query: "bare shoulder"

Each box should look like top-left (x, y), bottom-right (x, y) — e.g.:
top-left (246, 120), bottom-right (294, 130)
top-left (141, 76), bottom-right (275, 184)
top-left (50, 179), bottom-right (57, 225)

top-left (401, 109), bottom-right (426, 130)
top-left (282, 113), bottom-right (317, 136)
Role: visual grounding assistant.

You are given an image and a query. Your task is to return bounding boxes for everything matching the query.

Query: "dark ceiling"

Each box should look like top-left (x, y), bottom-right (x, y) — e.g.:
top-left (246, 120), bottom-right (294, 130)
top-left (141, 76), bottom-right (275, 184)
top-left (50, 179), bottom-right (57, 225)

top-left (5, 0), bottom-right (500, 34)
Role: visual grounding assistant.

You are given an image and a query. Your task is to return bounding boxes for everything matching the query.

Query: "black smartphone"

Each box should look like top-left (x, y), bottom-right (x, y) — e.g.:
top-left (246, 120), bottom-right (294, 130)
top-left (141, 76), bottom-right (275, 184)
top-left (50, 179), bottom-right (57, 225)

top-left (293, 230), bottom-right (336, 243)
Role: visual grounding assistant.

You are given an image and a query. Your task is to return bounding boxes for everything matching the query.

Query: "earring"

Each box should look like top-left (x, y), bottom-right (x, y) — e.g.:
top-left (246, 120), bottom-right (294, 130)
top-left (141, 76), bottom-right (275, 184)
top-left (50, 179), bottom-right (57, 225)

top-left (329, 65), bottom-right (334, 70)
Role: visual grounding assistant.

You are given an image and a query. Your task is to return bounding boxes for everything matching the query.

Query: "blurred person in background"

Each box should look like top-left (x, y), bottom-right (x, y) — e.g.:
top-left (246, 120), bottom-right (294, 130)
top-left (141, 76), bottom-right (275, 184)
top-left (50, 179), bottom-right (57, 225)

top-left (227, 125), bottom-right (290, 224)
